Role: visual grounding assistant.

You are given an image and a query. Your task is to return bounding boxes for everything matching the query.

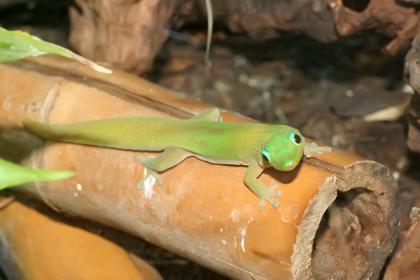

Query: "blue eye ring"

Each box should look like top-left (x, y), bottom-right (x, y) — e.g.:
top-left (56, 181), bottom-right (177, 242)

top-left (262, 149), bottom-right (270, 162)
top-left (290, 132), bottom-right (302, 145)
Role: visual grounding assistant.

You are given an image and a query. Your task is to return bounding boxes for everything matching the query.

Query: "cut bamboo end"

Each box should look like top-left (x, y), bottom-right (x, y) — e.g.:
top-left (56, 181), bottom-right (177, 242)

top-left (293, 161), bottom-right (398, 279)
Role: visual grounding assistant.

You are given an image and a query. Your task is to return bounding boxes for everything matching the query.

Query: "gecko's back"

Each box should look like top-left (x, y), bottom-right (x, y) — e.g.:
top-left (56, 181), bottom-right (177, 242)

top-left (23, 116), bottom-right (292, 162)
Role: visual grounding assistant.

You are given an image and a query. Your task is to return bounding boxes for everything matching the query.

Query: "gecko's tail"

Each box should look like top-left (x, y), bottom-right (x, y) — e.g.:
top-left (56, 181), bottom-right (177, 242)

top-left (23, 118), bottom-right (65, 141)
top-left (23, 116), bottom-right (163, 151)
top-left (22, 117), bottom-right (142, 150)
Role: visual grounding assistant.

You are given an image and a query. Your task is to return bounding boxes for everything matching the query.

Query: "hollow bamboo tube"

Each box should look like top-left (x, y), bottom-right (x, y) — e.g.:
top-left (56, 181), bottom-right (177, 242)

top-left (0, 56), bottom-right (399, 279)
top-left (0, 198), bottom-right (162, 280)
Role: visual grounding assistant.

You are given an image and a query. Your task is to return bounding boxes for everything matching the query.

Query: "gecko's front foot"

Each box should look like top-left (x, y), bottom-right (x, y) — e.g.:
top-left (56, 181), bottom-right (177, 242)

top-left (258, 185), bottom-right (282, 209)
top-left (304, 142), bottom-right (332, 158)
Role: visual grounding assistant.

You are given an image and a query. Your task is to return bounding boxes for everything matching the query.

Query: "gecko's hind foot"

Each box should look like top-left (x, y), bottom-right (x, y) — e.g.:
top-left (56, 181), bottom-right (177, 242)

top-left (137, 166), bottom-right (163, 191)
top-left (136, 173), bottom-right (163, 190)
top-left (136, 156), bottom-right (163, 187)
top-left (136, 156), bottom-right (154, 167)
top-left (257, 185), bottom-right (282, 210)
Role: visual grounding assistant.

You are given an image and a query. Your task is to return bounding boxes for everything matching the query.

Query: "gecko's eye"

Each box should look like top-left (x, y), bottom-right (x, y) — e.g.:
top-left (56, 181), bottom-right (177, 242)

top-left (262, 149), bottom-right (270, 162)
top-left (290, 132), bottom-right (302, 145)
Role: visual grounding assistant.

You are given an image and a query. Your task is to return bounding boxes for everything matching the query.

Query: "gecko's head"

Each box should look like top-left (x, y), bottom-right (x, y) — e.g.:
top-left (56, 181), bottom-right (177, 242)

top-left (261, 129), bottom-right (305, 171)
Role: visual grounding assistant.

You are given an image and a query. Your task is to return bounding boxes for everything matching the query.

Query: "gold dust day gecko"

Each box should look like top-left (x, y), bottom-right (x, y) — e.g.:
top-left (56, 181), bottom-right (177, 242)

top-left (23, 108), bottom-right (324, 208)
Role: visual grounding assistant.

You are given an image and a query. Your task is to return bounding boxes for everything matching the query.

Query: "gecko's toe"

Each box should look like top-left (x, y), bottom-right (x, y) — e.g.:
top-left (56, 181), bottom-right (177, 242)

top-left (274, 191), bottom-right (282, 198)
top-left (136, 167), bottom-right (163, 191)
top-left (137, 157), bottom-right (163, 186)
top-left (261, 184), bottom-right (282, 208)
top-left (258, 197), bottom-right (279, 209)
top-left (156, 175), bottom-right (163, 186)
top-left (136, 179), bottom-right (146, 190)
top-left (136, 156), bottom-right (153, 165)
top-left (148, 169), bottom-right (163, 186)
top-left (258, 199), bottom-right (266, 210)
top-left (270, 201), bottom-right (280, 208)
top-left (249, 182), bottom-right (282, 210)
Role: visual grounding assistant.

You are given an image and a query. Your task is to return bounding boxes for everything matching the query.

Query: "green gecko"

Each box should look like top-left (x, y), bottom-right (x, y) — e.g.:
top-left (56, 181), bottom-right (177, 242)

top-left (0, 158), bottom-right (73, 190)
top-left (23, 108), bottom-right (307, 208)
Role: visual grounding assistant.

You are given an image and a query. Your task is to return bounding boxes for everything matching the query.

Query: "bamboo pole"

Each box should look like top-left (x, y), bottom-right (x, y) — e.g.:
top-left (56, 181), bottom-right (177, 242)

top-left (0, 56), bottom-right (399, 279)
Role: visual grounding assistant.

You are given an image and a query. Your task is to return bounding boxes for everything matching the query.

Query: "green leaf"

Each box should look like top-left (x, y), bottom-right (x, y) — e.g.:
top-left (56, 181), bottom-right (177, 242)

top-left (0, 26), bottom-right (111, 73)
top-left (0, 158), bottom-right (74, 190)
